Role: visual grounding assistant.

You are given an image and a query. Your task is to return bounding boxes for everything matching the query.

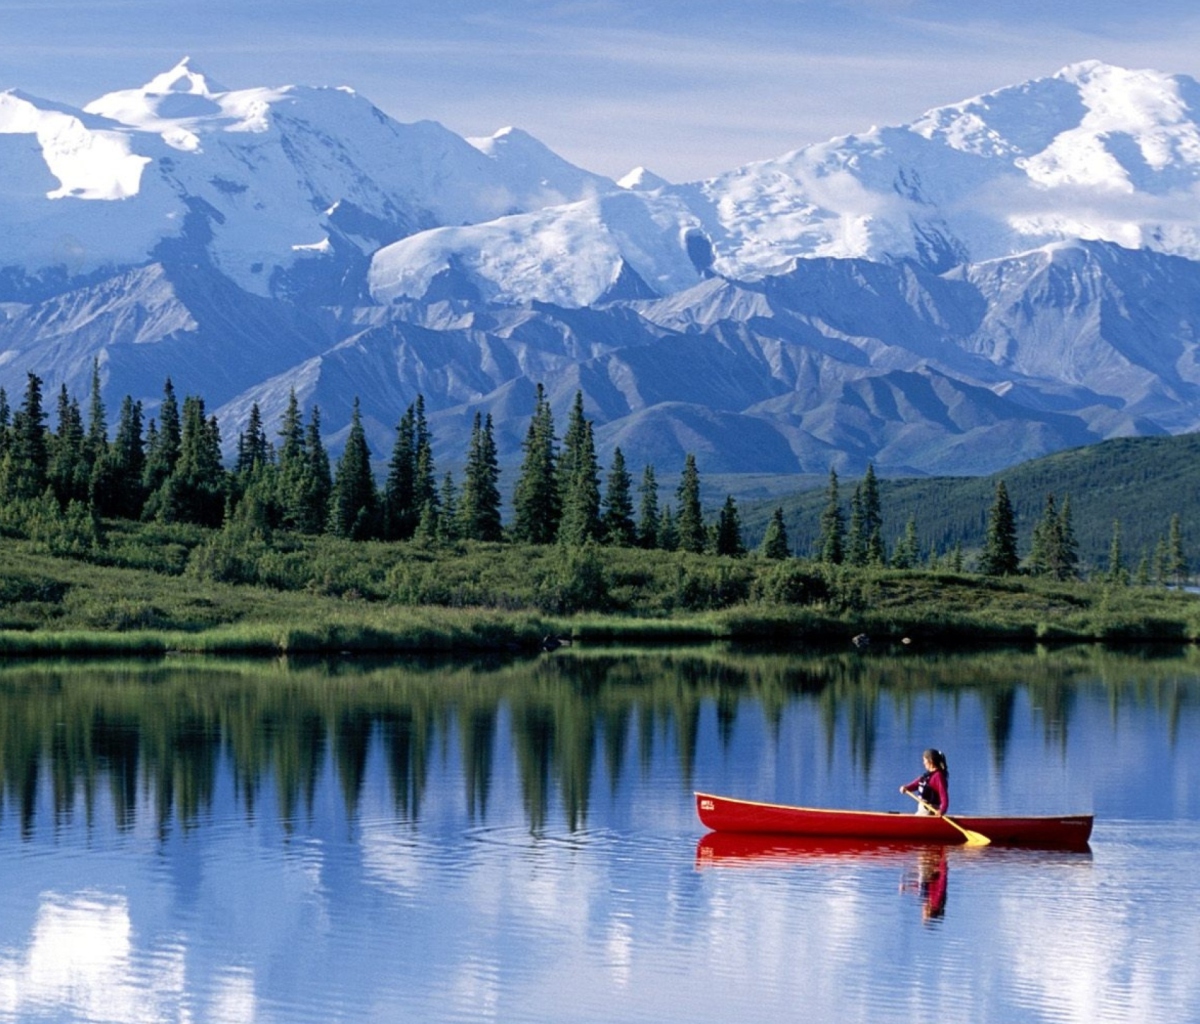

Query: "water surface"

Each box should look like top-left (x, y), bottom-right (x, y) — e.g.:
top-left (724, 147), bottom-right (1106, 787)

top-left (0, 646), bottom-right (1196, 1023)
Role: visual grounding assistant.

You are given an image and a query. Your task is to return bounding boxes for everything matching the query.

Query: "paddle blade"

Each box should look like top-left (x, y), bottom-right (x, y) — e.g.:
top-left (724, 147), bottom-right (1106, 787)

top-left (903, 791), bottom-right (992, 846)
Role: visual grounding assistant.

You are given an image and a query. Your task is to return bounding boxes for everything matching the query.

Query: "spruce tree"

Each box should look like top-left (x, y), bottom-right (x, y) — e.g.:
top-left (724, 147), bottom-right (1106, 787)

top-left (658, 504), bottom-right (679, 551)
top-left (8, 372), bottom-right (50, 500)
top-left (1107, 519), bottom-right (1128, 585)
top-left (846, 485), bottom-right (867, 567)
top-left (636, 464), bottom-right (660, 549)
top-left (511, 383), bottom-right (559, 543)
top-left (675, 454), bottom-right (705, 554)
top-left (278, 389), bottom-right (305, 466)
top-left (817, 468), bottom-right (845, 564)
top-left (275, 389), bottom-right (307, 530)
top-left (438, 471), bottom-right (459, 541)
top-left (1168, 512), bottom-right (1187, 586)
top-left (412, 396), bottom-right (436, 520)
top-left (381, 395), bottom-right (436, 542)
top-left (1057, 495), bottom-right (1079, 580)
top-left (143, 378), bottom-right (180, 495)
top-left (301, 406), bottom-right (332, 534)
top-left (94, 395), bottom-right (146, 519)
top-left (383, 403), bottom-right (417, 540)
top-left (862, 463), bottom-right (886, 565)
top-left (414, 497), bottom-right (440, 544)
top-left (329, 398), bottom-right (378, 539)
top-left (458, 412), bottom-right (503, 541)
top-left (157, 396), bottom-right (226, 526)
top-left (1027, 493), bottom-right (1060, 578)
top-left (84, 358), bottom-right (107, 471)
top-left (760, 507), bottom-right (791, 559)
top-left (49, 385), bottom-right (88, 506)
top-left (714, 495), bottom-right (745, 556)
top-left (559, 420), bottom-right (601, 546)
top-left (1153, 534), bottom-right (1170, 586)
top-left (890, 516), bottom-right (919, 569)
top-left (979, 480), bottom-right (1018, 576)
top-left (601, 446), bottom-right (636, 546)
top-left (235, 402), bottom-right (271, 477)
top-left (557, 391), bottom-right (587, 505)
top-left (1028, 493), bottom-right (1077, 581)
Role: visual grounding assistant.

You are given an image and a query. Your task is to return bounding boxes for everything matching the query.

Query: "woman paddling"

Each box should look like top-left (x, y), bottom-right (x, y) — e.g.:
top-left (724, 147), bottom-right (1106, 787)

top-left (900, 749), bottom-right (949, 816)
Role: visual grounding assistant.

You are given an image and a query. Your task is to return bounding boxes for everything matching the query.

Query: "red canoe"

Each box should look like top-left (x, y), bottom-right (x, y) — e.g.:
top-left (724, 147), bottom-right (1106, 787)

top-left (695, 792), bottom-right (1093, 848)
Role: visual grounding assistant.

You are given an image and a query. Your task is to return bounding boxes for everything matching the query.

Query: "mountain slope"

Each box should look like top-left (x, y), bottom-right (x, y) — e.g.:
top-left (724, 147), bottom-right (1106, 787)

top-left (4, 60), bottom-right (1200, 480)
top-left (744, 432), bottom-right (1200, 571)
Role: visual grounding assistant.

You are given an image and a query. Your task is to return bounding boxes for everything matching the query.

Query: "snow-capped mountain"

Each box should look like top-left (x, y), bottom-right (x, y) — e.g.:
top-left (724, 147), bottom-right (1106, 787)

top-left (371, 61), bottom-right (1200, 308)
top-left (4, 58), bottom-right (1200, 478)
top-left (1, 57), bottom-right (613, 297)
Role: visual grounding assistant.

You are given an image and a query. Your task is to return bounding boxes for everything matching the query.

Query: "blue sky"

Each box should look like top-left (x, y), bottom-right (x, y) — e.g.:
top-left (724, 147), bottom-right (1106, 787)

top-left (3, 1), bottom-right (1200, 181)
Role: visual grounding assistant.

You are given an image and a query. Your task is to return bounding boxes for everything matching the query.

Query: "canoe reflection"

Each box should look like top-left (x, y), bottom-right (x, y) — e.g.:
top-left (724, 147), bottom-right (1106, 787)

top-left (694, 831), bottom-right (1095, 864)
top-left (696, 831), bottom-right (958, 865)
top-left (695, 832), bottom-right (1092, 922)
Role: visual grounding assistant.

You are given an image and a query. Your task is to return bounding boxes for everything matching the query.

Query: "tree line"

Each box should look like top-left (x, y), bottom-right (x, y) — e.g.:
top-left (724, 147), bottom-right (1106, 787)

top-left (0, 369), bottom-right (758, 556)
top-left (1, 366), bottom-right (1186, 583)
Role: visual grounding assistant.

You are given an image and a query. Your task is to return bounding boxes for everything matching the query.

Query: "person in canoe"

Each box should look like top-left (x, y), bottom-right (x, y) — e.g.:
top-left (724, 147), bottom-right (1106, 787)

top-left (900, 748), bottom-right (949, 815)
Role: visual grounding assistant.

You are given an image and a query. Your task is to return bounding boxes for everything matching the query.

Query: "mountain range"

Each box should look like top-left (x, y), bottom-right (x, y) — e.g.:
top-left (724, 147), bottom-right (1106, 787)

top-left (4, 57), bottom-right (1200, 476)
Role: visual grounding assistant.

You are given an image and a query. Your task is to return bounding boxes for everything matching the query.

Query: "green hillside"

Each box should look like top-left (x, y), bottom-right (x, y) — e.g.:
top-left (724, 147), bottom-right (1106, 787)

top-left (738, 433), bottom-right (1200, 574)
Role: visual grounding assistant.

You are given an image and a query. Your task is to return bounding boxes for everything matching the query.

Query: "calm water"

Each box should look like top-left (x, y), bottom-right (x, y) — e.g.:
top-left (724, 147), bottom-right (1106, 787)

top-left (0, 646), bottom-right (1197, 1023)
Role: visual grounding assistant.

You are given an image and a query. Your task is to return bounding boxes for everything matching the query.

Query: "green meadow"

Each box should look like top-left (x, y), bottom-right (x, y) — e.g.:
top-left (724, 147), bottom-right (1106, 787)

top-left (3, 523), bottom-right (1198, 656)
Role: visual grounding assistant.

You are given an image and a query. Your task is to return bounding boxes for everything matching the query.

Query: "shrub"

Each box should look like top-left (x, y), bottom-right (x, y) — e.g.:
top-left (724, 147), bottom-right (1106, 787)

top-left (752, 561), bottom-right (831, 605)
top-left (672, 561), bottom-right (752, 611)
top-left (188, 521), bottom-right (272, 585)
top-left (535, 543), bottom-right (612, 614)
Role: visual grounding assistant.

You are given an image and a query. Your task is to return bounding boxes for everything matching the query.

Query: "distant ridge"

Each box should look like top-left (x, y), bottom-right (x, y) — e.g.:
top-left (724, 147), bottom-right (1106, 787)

top-left (743, 432), bottom-right (1200, 572)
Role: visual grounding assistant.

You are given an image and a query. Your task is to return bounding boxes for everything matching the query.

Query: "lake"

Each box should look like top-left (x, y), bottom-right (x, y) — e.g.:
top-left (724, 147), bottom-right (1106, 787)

top-left (0, 645), bottom-right (1197, 1023)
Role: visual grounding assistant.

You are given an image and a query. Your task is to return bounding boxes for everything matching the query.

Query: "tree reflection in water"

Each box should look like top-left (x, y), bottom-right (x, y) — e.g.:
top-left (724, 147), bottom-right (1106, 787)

top-left (0, 644), bottom-right (1196, 836)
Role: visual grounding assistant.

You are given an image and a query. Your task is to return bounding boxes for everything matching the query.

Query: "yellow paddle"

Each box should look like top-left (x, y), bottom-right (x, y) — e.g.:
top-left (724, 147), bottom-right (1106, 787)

top-left (905, 790), bottom-right (991, 846)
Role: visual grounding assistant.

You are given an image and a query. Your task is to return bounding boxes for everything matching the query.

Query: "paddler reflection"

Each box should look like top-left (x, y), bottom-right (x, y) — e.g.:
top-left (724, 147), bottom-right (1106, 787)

top-left (900, 845), bottom-right (948, 921)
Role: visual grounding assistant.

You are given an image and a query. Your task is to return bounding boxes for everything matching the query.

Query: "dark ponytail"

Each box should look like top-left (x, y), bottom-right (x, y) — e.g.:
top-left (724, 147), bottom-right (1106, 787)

top-left (923, 748), bottom-right (949, 777)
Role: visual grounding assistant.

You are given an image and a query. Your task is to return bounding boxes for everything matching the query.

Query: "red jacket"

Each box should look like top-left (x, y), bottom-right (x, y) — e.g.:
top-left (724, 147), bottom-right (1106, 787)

top-left (903, 768), bottom-right (949, 813)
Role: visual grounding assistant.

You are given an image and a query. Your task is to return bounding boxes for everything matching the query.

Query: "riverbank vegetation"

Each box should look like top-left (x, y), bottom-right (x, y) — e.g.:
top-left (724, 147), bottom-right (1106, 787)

top-left (3, 525), bottom-right (1198, 655)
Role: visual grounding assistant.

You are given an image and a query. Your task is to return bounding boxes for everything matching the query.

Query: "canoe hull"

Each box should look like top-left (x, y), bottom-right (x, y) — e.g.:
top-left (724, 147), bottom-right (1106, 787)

top-left (695, 792), bottom-right (1093, 848)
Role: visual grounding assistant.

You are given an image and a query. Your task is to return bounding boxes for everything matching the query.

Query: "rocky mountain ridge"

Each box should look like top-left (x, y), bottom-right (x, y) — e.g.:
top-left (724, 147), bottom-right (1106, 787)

top-left (4, 58), bottom-right (1200, 476)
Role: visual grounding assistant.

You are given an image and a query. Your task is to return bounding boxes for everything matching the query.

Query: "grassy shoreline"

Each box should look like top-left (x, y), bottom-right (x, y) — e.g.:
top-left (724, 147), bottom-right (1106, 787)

top-left (2, 596), bottom-right (1197, 659)
top-left (3, 531), bottom-right (1199, 657)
